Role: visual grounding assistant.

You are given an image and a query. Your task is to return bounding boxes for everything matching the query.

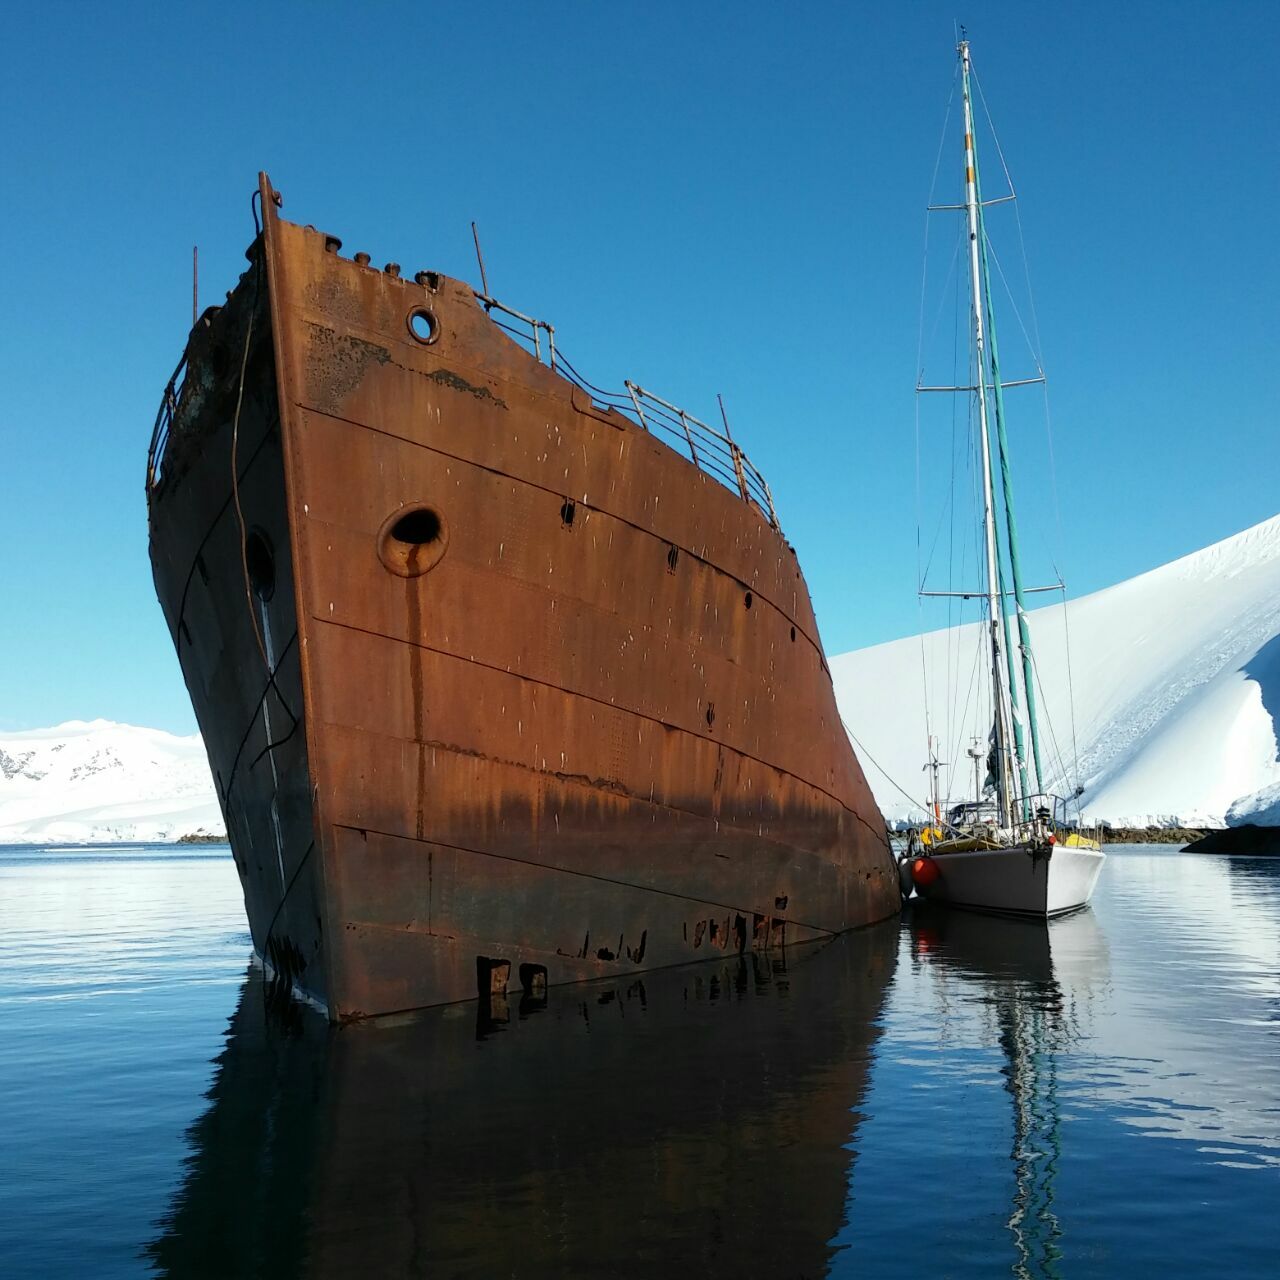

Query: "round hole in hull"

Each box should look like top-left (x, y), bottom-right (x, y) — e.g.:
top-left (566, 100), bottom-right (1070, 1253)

top-left (407, 307), bottom-right (439, 345)
top-left (392, 508), bottom-right (442, 546)
top-left (244, 529), bottom-right (275, 601)
top-left (378, 504), bottom-right (449, 577)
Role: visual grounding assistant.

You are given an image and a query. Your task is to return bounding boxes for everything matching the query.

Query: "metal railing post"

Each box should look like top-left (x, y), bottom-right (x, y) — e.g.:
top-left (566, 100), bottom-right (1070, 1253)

top-left (677, 410), bottom-right (701, 468)
top-left (624, 381), bottom-right (649, 433)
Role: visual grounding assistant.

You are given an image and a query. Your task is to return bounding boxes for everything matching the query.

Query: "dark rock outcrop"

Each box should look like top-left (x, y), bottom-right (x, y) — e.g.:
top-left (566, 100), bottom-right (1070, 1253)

top-left (1184, 824), bottom-right (1280, 855)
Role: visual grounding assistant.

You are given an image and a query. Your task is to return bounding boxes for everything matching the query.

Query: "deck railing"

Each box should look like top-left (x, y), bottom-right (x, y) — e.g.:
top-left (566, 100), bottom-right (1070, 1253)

top-left (622, 384), bottom-right (778, 527)
top-left (476, 290), bottom-right (781, 530)
top-left (146, 353), bottom-right (187, 496)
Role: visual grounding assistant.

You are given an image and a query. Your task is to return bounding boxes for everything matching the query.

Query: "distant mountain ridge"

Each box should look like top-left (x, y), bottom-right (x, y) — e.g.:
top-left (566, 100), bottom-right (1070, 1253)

top-left (0, 720), bottom-right (223, 845)
top-left (832, 514), bottom-right (1280, 829)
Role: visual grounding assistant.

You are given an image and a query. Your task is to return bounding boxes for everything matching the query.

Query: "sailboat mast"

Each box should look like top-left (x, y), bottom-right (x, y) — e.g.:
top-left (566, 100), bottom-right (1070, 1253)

top-left (971, 88), bottom-right (1046, 804)
top-left (959, 38), bottom-right (1013, 828)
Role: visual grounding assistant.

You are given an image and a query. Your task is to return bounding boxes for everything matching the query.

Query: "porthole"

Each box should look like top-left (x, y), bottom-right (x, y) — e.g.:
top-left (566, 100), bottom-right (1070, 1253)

top-left (392, 508), bottom-right (442, 544)
top-left (407, 307), bottom-right (439, 345)
top-left (244, 528), bottom-right (275, 601)
top-left (744, 591), bottom-right (753, 610)
top-left (378, 504), bottom-right (449, 577)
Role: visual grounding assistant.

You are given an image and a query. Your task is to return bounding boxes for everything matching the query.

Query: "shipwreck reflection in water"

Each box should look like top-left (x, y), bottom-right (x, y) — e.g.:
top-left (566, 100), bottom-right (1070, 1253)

top-left (905, 906), bottom-right (1111, 1280)
top-left (147, 924), bottom-right (898, 1278)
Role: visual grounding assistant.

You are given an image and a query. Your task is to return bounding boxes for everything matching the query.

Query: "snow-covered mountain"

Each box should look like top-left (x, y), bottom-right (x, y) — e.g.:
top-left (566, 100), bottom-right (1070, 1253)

top-left (0, 720), bottom-right (223, 844)
top-left (833, 514), bottom-right (1280, 829)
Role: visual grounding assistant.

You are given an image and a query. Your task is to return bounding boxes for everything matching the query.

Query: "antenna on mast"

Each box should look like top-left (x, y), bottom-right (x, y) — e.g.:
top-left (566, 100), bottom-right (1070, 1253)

top-left (923, 735), bottom-right (948, 826)
top-left (967, 737), bottom-right (984, 806)
top-left (192, 245), bottom-right (198, 328)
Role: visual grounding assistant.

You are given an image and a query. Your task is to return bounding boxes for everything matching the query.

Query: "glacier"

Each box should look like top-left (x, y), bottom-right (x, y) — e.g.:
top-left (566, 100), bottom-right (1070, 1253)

top-left (832, 514), bottom-right (1280, 829)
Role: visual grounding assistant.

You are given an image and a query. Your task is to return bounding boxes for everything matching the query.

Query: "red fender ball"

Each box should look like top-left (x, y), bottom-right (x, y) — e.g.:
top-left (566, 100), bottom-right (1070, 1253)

top-left (912, 857), bottom-right (941, 888)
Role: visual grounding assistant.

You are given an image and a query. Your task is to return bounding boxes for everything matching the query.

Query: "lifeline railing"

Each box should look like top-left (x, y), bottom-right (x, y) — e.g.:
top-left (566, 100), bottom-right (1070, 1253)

top-left (623, 383), bottom-right (778, 528)
top-left (476, 289), bottom-right (781, 531)
top-left (941, 790), bottom-right (1102, 842)
top-left (146, 353), bottom-right (187, 495)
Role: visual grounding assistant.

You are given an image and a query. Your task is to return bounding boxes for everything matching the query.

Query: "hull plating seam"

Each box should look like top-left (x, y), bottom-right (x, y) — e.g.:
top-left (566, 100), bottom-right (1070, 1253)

top-left (334, 820), bottom-right (838, 933)
top-left (294, 402), bottom-right (817, 644)
top-left (312, 623), bottom-right (872, 830)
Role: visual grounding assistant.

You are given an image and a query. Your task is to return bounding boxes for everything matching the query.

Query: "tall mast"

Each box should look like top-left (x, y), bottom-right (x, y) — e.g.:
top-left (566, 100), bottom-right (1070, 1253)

top-left (959, 37), bottom-right (1013, 827)
top-left (974, 148), bottom-right (1046, 804)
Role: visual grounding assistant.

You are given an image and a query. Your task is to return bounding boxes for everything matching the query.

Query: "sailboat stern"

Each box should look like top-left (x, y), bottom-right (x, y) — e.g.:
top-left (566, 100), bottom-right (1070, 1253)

top-left (916, 842), bottom-right (1104, 917)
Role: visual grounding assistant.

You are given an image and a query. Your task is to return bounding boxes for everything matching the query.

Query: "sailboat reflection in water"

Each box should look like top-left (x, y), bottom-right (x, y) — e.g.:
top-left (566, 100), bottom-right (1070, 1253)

top-left (908, 904), bottom-right (1110, 1278)
top-left (147, 924), bottom-right (897, 1278)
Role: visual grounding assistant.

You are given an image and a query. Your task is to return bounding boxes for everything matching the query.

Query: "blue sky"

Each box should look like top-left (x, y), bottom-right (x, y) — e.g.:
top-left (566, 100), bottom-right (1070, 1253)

top-left (1, 2), bottom-right (1276, 735)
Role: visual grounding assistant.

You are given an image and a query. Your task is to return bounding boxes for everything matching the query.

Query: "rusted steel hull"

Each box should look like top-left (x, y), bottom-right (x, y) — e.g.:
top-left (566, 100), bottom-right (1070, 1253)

top-left (147, 174), bottom-right (899, 1021)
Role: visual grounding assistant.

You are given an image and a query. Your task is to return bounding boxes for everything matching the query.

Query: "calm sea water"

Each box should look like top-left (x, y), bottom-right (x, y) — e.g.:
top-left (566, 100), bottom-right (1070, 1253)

top-left (0, 844), bottom-right (1276, 1278)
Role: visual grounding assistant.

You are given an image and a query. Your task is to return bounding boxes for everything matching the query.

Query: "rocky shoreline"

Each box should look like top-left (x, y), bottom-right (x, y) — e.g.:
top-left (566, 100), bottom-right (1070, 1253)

top-left (1100, 826), bottom-right (1209, 845)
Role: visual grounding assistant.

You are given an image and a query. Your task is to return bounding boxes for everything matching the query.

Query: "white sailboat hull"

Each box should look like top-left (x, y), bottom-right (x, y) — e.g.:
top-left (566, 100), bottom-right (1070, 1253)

top-left (915, 843), bottom-right (1105, 917)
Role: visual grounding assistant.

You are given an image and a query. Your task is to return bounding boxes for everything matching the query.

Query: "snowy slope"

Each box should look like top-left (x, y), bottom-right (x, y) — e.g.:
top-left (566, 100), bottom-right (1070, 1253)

top-left (0, 720), bottom-right (223, 844)
top-left (832, 515), bottom-right (1280, 828)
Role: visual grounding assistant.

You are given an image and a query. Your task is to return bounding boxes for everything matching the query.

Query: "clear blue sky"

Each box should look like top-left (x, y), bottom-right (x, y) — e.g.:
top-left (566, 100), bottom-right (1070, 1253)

top-left (2, 1), bottom-right (1276, 735)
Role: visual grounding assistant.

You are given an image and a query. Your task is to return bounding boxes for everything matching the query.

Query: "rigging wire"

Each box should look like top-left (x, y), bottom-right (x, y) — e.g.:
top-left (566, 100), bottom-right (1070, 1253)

top-left (917, 226), bottom-right (966, 780)
top-left (919, 235), bottom-right (965, 382)
top-left (982, 235), bottom-right (1044, 379)
top-left (1058, 591), bottom-right (1085, 802)
top-left (1027, 643), bottom-right (1069, 789)
top-left (948, 635), bottom-right (986, 806)
top-left (971, 67), bottom-right (1018, 205)
top-left (841, 716), bottom-right (939, 824)
top-left (945, 244), bottom-right (975, 799)
top-left (971, 58), bottom-right (1088, 811)
top-left (915, 66), bottom-right (960, 796)
top-left (917, 66), bottom-right (961, 379)
top-left (944, 295), bottom-right (991, 802)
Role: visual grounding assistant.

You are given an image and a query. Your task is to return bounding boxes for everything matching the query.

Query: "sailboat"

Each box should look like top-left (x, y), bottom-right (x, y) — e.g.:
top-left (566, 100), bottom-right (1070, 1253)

top-left (906, 38), bottom-right (1104, 917)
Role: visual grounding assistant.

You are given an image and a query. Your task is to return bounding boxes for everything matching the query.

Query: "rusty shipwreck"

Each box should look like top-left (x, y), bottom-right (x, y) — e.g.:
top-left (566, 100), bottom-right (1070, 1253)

top-left (146, 174), bottom-right (898, 1021)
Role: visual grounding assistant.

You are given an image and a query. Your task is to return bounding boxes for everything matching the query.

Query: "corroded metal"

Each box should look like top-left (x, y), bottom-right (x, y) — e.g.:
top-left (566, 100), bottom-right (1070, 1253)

top-left (147, 172), bottom-right (899, 1021)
